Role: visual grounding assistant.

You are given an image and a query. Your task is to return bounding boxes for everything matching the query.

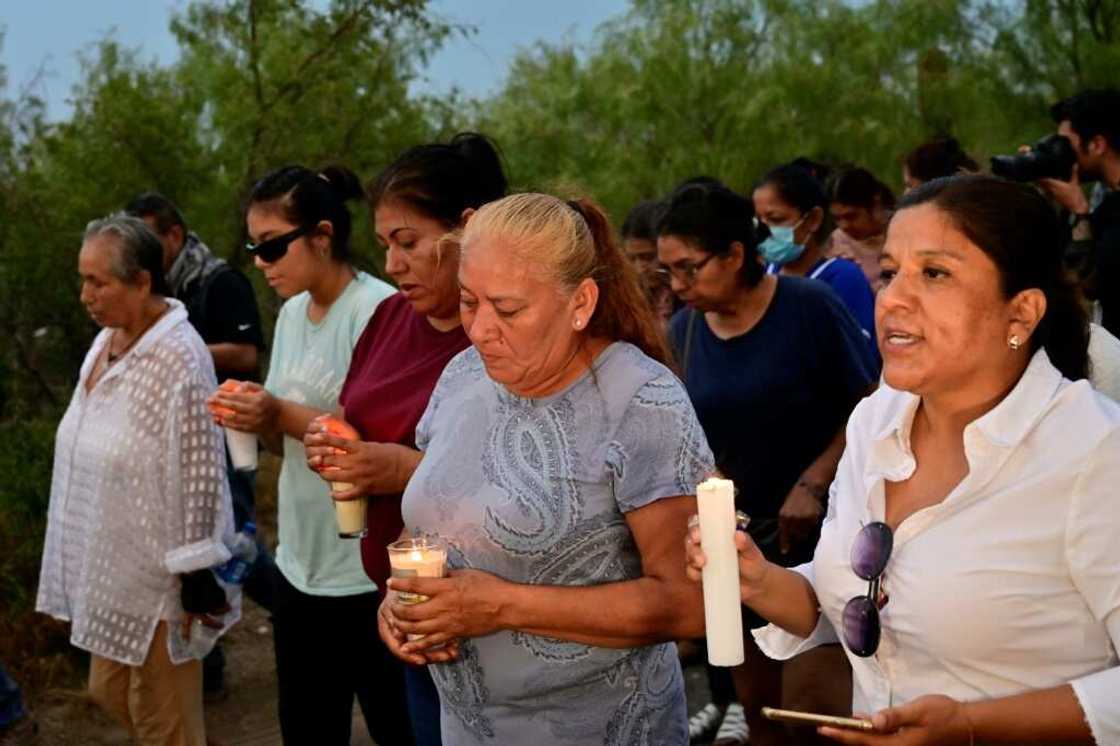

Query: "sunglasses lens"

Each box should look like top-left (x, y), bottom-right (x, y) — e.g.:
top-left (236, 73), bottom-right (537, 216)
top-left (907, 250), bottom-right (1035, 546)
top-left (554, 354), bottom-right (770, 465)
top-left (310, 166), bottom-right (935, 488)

top-left (842, 595), bottom-right (880, 658)
top-left (851, 521), bottom-right (893, 580)
top-left (252, 237), bottom-right (287, 263)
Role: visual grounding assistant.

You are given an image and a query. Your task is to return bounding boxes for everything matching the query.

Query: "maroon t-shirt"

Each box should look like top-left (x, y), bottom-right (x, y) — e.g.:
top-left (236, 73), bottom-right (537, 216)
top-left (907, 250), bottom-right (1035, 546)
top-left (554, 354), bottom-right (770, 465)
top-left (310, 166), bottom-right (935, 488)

top-left (339, 292), bottom-right (471, 589)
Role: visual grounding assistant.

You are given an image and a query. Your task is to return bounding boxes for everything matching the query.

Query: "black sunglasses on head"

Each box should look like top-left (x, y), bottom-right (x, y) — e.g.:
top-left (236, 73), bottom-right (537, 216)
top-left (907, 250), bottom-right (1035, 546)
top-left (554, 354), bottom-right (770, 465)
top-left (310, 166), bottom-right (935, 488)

top-left (246, 225), bottom-right (313, 263)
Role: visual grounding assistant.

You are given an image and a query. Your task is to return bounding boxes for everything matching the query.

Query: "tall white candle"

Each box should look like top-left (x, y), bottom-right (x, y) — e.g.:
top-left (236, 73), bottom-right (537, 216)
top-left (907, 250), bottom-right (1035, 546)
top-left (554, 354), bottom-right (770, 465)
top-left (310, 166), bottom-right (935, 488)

top-left (697, 478), bottom-right (745, 666)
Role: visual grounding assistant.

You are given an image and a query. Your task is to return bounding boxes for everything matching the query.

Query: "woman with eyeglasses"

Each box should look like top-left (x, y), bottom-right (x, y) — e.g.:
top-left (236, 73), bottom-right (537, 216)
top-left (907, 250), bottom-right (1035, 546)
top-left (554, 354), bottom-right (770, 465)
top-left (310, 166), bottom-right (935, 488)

top-left (658, 181), bottom-right (878, 745)
top-left (687, 176), bottom-right (1120, 745)
top-left (207, 165), bottom-right (402, 745)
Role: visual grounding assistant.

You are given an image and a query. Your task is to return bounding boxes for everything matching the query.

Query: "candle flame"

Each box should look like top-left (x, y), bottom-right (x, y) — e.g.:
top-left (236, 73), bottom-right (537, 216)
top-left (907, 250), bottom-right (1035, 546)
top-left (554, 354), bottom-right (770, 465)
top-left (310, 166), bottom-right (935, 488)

top-left (410, 549), bottom-right (424, 562)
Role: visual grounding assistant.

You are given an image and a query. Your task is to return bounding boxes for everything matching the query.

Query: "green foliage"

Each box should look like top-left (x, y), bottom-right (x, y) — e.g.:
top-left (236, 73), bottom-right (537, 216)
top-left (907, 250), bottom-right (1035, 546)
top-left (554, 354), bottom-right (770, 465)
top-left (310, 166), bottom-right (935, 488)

top-left (479, 0), bottom-right (1120, 222)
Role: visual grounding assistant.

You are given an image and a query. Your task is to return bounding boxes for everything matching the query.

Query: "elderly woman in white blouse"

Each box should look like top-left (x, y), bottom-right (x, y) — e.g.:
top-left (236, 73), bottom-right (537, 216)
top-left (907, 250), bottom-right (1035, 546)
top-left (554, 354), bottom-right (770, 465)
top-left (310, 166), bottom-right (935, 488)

top-left (687, 176), bottom-right (1120, 745)
top-left (37, 215), bottom-right (236, 746)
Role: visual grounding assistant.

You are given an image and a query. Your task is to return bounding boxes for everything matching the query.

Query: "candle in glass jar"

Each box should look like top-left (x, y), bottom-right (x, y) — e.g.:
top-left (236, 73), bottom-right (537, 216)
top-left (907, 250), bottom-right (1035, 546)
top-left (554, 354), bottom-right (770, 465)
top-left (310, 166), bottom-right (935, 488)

top-left (388, 537), bottom-right (448, 605)
top-left (696, 478), bottom-right (745, 666)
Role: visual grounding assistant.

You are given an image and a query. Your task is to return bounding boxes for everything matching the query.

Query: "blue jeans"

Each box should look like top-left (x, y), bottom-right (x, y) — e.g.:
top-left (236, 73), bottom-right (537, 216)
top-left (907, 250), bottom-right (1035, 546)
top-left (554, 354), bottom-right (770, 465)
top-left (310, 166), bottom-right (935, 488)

top-left (405, 664), bottom-right (442, 746)
top-left (0, 662), bottom-right (25, 729)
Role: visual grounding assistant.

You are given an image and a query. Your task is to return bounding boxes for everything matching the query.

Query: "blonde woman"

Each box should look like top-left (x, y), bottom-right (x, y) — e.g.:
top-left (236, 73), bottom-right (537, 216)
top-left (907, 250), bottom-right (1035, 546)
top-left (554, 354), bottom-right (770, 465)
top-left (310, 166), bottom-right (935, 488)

top-left (379, 194), bottom-right (714, 746)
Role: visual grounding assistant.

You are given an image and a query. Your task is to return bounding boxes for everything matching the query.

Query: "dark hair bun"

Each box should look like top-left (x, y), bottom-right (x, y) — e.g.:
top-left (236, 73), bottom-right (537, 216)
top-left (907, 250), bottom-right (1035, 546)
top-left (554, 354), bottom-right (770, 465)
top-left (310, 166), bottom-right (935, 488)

top-left (319, 165), bottom-right (364, 203)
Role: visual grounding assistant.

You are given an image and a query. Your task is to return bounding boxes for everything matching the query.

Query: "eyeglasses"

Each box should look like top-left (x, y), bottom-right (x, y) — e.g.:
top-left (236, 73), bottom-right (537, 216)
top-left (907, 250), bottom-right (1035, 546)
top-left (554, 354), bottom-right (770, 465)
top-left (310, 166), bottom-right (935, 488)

top-left (841, 522), bottom-right (893, 657)
top-left (656, 253), bottom-right (716, 285)
top-left (245, 225), bottom-right (313, 263)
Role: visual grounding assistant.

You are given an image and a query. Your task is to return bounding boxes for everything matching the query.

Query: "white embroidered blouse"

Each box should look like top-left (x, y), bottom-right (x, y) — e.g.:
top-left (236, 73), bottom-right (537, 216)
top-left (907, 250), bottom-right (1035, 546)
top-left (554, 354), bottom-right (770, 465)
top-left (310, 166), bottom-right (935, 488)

top-left (755, 350), bottom-right (1120, 745)
top-left (37, 300), bottom-right (238, 666)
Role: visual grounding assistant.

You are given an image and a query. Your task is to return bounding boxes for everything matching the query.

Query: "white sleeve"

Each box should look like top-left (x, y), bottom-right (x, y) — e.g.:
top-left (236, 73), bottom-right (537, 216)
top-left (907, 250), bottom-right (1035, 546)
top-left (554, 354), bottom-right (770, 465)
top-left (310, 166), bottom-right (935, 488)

top-left (163, 379), bottom-right (232, 574)
top-left (752, 561), bottom-right (841, 660)
top-left (1065, 427), bottom-right (1120, 745)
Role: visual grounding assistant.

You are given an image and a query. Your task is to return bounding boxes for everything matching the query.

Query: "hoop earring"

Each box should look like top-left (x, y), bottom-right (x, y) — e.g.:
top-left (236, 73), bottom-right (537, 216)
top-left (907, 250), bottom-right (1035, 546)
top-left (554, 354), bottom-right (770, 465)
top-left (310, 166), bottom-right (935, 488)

top-left (1008, 335), bottom-right (1022, 351)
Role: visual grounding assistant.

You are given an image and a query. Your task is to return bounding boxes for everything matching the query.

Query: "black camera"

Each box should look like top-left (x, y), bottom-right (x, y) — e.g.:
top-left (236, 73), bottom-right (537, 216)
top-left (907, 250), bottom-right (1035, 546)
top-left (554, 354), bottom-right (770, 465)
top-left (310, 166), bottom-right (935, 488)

top-left (990, 134), bottom-right (1077, 182)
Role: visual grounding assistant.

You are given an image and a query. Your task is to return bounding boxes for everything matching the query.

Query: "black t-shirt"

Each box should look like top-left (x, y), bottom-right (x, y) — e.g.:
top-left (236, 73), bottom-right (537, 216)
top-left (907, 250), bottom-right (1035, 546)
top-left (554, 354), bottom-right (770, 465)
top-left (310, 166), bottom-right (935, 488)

top-left (669, 276), bottom-right (878, 521)
top-left (179, 268), bottom-right (266, 383)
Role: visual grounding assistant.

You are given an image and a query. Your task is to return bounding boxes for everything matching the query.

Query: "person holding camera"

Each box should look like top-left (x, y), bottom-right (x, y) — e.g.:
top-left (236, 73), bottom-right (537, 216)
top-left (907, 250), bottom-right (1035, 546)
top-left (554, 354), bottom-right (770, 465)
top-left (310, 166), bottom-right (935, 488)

top-left (995, 89), bottom-right (1120, 336)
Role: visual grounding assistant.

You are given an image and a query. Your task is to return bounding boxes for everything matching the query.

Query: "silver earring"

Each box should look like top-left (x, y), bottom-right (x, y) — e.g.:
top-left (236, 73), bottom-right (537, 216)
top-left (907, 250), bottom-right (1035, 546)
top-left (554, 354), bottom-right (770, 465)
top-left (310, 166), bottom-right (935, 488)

top-left (1008, 335), bottom-right (1022, 351)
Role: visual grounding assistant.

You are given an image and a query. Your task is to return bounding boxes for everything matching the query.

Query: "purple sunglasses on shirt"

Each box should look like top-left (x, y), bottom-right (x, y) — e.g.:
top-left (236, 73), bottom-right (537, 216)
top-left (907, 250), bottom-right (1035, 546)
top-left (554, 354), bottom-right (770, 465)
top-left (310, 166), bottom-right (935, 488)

top-left (841, 521), bottom-right (893, 657)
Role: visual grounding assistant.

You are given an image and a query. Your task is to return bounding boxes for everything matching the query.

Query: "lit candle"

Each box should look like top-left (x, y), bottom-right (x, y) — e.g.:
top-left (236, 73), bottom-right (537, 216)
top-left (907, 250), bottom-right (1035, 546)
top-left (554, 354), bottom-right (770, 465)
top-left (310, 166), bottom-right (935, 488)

top-left (388, 537), bottom-right (448, 605)
top-left (696, 478), bottom-right (745, 666)
top-left (388, 536), bottom-right (449, 643)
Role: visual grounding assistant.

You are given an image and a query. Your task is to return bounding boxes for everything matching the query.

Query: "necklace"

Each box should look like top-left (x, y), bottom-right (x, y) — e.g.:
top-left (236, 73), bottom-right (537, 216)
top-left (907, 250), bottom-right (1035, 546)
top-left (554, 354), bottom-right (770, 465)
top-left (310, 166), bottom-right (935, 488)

top-left (107, 302), bottom-right (169, 365)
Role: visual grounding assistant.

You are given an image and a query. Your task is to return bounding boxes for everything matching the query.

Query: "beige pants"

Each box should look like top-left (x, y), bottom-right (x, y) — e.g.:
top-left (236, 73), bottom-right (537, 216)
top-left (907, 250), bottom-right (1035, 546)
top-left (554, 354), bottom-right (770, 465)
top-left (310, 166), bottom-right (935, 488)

top-left (88, 622), bottom-right (206, 746)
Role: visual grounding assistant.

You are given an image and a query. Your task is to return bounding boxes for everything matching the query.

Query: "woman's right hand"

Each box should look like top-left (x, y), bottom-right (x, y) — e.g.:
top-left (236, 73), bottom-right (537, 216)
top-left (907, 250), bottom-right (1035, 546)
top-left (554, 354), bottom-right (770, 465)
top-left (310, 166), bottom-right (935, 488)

top-left (685, 519), bottom-right (773, 604)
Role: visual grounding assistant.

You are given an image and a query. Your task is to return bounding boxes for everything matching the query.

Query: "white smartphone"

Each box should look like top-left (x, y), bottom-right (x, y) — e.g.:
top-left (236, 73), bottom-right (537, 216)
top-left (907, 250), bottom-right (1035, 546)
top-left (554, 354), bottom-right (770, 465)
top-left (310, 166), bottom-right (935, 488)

top-left (761, 707), bottom-right (876, 731)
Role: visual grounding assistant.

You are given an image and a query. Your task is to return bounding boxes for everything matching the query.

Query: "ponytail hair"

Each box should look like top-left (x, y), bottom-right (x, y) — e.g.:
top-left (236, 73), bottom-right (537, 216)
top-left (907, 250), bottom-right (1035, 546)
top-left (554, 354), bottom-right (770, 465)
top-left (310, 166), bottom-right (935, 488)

top-left (369, 132), bottom-right (508, 228)
top-left (898, 175), bottom-right (1089, 381)
top-left (247, 164), bottom-right (364, 261)
top-left (461, 193), bottom-right (671, 367)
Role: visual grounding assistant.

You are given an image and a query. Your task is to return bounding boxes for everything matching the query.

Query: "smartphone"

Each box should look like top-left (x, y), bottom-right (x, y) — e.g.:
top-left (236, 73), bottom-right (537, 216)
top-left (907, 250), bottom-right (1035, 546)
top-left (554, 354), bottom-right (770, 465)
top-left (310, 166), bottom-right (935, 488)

top-left (761, 707), bottom-right (875, 731)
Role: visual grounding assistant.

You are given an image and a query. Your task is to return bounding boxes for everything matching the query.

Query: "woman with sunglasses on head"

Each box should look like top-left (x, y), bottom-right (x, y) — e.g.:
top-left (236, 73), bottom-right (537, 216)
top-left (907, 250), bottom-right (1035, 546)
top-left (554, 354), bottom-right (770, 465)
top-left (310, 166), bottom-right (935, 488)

top-left (659, 180), bottom-right (878, 746)
top-left (302, 132), bottom-right (507, 746)
top-left (207, 165), bottom-right (401, 745)
top-left (687, 175), bottom-right (1120, 745)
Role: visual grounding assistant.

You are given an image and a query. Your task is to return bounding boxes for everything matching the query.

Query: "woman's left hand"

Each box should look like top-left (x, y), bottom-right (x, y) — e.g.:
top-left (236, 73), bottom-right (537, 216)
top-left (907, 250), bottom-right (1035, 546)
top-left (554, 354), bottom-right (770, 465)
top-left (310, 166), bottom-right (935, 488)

top-left (778, 479), bottom-right (826, 554)
top-left (207, 381), bottom-right (278, 434)
top-left (820, 695), bottom-right (973, 745)
top-left (387, 568), bottom-right (511, 654)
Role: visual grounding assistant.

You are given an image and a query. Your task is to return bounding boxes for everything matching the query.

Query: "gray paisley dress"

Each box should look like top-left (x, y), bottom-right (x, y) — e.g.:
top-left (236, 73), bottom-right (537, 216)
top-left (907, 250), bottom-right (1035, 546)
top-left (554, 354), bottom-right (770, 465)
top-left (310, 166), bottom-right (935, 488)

top-left (403, 342), bottom-right (714, 746)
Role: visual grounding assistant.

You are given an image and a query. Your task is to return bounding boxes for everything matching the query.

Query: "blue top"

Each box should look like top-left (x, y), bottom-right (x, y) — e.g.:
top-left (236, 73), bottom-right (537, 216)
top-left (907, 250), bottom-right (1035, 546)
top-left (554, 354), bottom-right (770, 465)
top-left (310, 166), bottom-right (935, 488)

top-left (670, 276), bottom-right (878, 523)
top-left (403, 342), bottom-right (714, 746)
top-left (768, 257), bottom-right (879, 366)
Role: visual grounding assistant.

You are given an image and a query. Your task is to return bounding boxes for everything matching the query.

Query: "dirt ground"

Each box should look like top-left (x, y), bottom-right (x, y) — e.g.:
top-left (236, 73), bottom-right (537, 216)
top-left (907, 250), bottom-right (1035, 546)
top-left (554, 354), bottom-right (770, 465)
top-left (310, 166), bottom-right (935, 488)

top-left (21, 597), bottom-right (374, 746)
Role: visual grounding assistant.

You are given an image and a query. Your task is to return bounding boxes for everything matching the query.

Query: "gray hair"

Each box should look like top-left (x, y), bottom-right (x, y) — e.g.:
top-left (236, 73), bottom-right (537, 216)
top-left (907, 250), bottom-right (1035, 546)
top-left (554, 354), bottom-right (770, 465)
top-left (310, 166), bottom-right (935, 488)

top-left (83, 213), bottom-right (169, 295)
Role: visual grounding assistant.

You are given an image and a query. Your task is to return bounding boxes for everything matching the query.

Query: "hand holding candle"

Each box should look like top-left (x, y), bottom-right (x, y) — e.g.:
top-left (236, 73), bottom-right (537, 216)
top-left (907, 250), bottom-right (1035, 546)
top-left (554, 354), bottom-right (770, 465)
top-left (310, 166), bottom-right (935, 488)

top-left (696, 478), bottom-right (745, 666)
top-left (208, 380), bottom-right (258, 471)
top-left (311, 415), bottom-right (366, 538)
top-left (387, 536), bottom-right (448, 641)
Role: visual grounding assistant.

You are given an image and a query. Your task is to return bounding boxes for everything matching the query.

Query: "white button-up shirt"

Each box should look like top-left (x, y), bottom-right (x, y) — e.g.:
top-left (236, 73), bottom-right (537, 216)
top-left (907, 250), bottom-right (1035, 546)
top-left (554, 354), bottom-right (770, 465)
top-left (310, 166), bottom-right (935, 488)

top-left (37, 301), bottom-right (238, 666)
top-left (756, 350), bottom-right (1120, 744)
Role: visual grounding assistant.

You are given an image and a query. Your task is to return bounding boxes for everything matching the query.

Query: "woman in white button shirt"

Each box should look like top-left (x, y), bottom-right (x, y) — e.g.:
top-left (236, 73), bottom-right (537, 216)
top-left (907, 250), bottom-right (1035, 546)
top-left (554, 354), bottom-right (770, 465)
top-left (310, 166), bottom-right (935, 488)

top-left (687, 175), bottom-right (1120, 745)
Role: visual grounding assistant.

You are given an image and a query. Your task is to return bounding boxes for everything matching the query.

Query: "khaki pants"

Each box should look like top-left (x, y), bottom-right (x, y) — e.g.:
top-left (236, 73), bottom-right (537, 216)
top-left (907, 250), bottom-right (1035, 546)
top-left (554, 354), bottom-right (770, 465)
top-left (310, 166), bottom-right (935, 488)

top-left (88, 622), bottom-right (206, 746)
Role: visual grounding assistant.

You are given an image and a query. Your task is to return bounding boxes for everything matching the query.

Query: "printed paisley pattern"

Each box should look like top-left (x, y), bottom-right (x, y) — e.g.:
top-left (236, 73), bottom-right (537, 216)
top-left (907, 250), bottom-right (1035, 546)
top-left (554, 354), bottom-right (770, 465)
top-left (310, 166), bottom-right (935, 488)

top-left (404, 343), bottom-right (714, 745)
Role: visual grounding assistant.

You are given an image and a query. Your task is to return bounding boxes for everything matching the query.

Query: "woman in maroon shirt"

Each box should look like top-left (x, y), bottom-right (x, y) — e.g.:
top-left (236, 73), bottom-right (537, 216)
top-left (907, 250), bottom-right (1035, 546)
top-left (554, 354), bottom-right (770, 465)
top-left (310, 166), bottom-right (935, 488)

top-left (304, 132), bottom-right (507, 746)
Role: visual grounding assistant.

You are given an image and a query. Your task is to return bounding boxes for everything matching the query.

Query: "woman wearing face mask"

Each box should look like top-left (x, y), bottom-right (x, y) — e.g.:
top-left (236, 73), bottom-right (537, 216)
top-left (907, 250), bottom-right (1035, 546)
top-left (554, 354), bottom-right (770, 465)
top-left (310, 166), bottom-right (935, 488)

top-left (658, 181), bottom-right (878, 746)
top-left (754, 163), bottom-right (879, 364)
top-left (825, 167), bottom-right (896, 292)
top-left (207, 165), bottom-right (403, 745)
top-left (302, 132), bottom-right (507, 746)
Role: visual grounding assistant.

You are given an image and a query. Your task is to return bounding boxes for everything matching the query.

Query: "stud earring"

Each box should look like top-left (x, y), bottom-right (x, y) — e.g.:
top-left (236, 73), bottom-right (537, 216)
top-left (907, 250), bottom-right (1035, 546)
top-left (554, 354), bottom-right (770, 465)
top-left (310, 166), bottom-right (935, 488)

top-left (574, 319), bottom-right (583, 330)
top-left (1008, 335), bottom-right (1022, 351)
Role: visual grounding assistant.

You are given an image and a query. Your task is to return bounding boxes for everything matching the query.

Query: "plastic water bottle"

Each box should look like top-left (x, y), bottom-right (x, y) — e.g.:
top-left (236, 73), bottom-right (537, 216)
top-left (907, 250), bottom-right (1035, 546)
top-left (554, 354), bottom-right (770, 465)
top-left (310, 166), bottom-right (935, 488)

top-left (182, 617), bottom-right (222, 659)
top-left (216, 522), bottom-right (259, 586)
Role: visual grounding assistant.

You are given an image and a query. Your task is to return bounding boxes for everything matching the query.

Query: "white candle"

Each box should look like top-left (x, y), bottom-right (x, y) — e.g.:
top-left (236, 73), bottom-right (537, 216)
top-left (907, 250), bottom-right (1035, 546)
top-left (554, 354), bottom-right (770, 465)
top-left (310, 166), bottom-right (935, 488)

top-left (696, 478), bottom-right (745, 666)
